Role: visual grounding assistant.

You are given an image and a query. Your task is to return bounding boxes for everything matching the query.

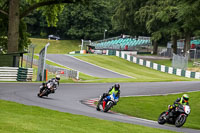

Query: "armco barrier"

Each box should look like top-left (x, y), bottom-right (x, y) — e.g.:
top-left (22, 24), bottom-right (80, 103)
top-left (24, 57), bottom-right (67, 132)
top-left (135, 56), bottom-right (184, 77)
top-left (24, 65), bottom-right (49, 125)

top-left (115, 51), bottom-right (200, 79)
top-left (0, 67), bottom-right (18, 81)
top-left (0, 67), bottom-right (33, 81)
top-left (23, 55), bottom-right (78, 80)
top-left (17, 67), bottom-right (33, 81)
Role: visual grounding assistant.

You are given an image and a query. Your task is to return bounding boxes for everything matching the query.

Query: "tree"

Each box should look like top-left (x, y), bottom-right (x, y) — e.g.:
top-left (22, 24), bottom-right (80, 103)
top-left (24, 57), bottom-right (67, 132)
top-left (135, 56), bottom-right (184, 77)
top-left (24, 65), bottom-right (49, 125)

top-left (176, 0), bottom-right (200, 53)
top-left (0, 0), bottom-right (87, 53)
top-left (112, 0), bottom-right (148, 36)
top-left (57, 0), bottom-right (112, 40)
top-left (24, 0), bottom-right (113, 40)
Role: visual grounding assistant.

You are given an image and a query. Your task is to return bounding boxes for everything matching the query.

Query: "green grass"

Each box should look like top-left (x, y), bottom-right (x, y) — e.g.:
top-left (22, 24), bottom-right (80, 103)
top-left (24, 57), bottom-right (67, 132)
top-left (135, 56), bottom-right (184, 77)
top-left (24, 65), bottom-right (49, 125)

top-left (150, 59), bottom-right (194, 68)
top-left (0, 100), bottom-right (176, 133)
top-left (30, 38), bottom-right (81, 54)
top-left (31, 55), bottom-right (99, 82)
top-left (150, 59), bottom-right (172, 67)
top-left (111, 91), bottom-right (200, 129)
top-left (33, 55), bottom-right (70, 70)
top-left (75, 54), bottom-right (198, 82)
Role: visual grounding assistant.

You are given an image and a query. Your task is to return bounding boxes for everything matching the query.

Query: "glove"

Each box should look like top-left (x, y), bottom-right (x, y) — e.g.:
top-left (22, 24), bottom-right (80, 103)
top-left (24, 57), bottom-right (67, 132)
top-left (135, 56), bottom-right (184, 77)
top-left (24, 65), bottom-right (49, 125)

top-left (115, 99), bottom-right (119, 102)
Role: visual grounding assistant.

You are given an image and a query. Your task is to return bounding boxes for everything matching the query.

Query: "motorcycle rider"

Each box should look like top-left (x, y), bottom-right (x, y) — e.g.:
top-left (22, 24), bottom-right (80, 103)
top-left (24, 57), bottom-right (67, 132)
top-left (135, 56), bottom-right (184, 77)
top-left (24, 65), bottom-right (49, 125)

top-left (46, 75), bottom-right (60, 93)
top-left (96, 83), bottom-right (120, 111)
top-left (39, 82), bottom-right (47, 93)
top-left (165, 94), bottom-right (189, 119)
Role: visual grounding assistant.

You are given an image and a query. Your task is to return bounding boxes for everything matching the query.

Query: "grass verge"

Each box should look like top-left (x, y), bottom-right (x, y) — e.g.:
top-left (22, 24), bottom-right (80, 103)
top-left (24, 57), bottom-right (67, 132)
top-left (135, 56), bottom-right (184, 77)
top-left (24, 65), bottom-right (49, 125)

top-left (111, 91), bottom-right (200, 129)
top-left (30, 38), bottom-right (81, 54)
top-left (75, 54), bottom-right (198, 82)
top-left (30, 55), bottom-right (100, 82)
top-left (0, 100), bottom-right (176, 133)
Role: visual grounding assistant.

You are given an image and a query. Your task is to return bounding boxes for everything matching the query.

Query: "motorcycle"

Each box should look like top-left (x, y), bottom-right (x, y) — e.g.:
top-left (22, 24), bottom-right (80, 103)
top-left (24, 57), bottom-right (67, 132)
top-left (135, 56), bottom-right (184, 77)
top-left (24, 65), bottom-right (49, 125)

top-left (96, 93), bottom-right (117, 112)
top-left (158, 104), bottom-right (191, 127)
top-left (37, 82), bottom-right (55, 97)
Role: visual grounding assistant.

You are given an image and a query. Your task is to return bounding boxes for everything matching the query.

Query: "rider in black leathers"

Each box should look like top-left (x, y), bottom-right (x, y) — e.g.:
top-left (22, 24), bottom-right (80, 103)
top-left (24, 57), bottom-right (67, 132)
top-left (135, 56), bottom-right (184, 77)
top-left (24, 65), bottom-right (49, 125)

top-left (39, 82), bottom-right (47, 93)
top-left (39, 75), bottom-right (60, 94)
top-left (165, 94), bottom-right (189, 119)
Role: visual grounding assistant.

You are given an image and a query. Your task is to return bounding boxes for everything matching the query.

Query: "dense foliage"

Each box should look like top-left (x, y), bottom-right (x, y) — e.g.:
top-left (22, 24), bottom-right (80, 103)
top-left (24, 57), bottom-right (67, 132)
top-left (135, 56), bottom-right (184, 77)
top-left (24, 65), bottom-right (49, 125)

top-left (0, 0), bottom-right (200, 53)
top-left (25, 0), bottom-right (114, 40)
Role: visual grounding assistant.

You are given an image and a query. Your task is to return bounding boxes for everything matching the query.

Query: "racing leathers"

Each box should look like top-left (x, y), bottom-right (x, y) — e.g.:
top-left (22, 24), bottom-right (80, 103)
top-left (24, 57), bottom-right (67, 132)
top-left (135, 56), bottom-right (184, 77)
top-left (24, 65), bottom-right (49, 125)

top-left (165, 97), bottom-right (189, 119)
top-left (100, 86), bottom-right (120, 105)
top-left (39, 83), bottom-right (47, 93)
top-left (46, 78), bottom-right (59, 93)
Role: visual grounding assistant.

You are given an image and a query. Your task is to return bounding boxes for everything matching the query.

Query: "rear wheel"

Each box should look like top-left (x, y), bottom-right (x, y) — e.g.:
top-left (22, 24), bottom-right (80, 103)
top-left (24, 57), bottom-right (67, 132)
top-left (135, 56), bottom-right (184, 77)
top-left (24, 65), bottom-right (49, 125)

top-left (38, 90), bottom-right (47, 98)
top-left (175, 114), bottom-right (186, 127)
top-left (37, 93), bottom-right (41, 97)
top-left (96, 99), bottom-right (102, 111)
top-left (158, 112), bottom-right (167, 125)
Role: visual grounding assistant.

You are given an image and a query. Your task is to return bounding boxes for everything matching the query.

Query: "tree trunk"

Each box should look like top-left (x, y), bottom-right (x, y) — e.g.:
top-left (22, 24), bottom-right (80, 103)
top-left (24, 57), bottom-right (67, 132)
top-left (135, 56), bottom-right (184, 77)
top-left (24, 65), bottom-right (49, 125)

top-left (172, 35), bottom-right (177, 54)
top-left (184, 33), bottom-right (191, 54)
top-left (152, 40), bottom-right (158, 55)
top-left (7, 0), bottom-right (19, 53)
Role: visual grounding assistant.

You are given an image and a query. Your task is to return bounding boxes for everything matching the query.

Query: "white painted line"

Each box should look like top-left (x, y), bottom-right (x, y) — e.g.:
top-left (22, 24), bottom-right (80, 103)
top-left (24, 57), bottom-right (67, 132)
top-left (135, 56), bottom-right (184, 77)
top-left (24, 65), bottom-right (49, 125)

top-left (66, 54), bottom-right (135, 79)
top-left (45, 56), bottom-right (95, 77)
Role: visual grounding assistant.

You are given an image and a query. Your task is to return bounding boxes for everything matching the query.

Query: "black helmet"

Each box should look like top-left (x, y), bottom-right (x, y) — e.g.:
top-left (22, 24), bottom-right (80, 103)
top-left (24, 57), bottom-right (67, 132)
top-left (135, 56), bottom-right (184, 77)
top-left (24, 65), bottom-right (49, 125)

top-left (42, 83), bottom-right (46, 86)
top-left (114, 83), bottom-right (120, 90)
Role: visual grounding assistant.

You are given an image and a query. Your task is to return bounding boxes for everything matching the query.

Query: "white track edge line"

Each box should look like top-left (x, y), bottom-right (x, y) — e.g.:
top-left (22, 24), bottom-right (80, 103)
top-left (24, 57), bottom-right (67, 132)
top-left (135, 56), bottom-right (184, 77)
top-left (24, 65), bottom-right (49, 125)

top-left (65, 54), bottom-right (135, 79)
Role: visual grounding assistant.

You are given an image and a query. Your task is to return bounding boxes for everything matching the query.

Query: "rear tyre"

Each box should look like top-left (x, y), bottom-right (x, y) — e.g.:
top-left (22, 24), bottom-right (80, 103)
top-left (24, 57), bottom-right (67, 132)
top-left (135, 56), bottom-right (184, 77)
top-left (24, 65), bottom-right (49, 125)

top-left (37, 93), bottom-right (42, 97)
top-left (175, 114), bottom-right (186, 127)
top-left (158, 112), bottom-right (167, 125)
top-left (96, 100), bottom-right (102, 111)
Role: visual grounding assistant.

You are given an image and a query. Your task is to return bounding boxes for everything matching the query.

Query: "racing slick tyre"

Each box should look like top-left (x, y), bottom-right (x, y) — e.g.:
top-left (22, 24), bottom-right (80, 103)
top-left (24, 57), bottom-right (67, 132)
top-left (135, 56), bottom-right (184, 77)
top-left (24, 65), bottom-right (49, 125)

top-left (158, 112), bottom-right (167, 125)
top-left (175, 114), bottom-right (186, 127)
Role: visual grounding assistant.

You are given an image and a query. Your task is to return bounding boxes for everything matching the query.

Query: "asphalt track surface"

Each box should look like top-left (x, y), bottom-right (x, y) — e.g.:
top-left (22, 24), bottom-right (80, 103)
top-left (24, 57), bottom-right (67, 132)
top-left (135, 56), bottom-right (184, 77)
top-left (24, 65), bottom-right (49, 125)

top-left (0, 82), bottom-right (200, 133)
top-left (46, 54), bottom-right (130, 78)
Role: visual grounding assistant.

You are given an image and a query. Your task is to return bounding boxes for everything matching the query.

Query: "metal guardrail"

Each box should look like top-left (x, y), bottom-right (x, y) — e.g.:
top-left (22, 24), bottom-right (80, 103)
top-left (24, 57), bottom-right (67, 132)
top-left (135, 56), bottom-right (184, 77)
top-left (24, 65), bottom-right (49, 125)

top-left (17, 67), bottom-right (33, 81)
top-left (0, 67), bottom-right (33, 81)
top-left (23, 55), bottom-right (78, 79)
top-left (0, 67), bottom-right (18, 81)
top-left (45, 64), bottom-right (78, 79)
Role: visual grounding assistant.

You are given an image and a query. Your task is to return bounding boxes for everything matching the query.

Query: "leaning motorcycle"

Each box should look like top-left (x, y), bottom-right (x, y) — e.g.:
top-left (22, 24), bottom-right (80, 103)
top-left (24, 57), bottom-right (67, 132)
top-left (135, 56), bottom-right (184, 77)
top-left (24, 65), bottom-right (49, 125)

top-left (37, 83), bottom-right (52, 97)
top-left (96, 93), bottom-right (116, 112)
top-left (158, 104), bottom-right (191, 127)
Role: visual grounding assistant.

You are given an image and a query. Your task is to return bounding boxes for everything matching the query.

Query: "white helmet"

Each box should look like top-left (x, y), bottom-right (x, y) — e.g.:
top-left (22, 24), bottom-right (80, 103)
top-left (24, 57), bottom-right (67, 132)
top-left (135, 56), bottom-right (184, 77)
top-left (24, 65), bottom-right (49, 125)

top-left (56, 75), bottom-right (60, 80)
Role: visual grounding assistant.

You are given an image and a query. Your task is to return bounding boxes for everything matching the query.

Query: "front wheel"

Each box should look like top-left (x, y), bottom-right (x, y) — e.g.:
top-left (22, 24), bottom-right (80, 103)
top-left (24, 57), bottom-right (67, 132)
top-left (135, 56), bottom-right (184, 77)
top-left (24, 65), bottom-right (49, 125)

top-left (158, 112), bottom-right (167, 125)
top-left (175, 114), bottom-right (187, 127)
top-left (103, 101), bottom-right (113, 112)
